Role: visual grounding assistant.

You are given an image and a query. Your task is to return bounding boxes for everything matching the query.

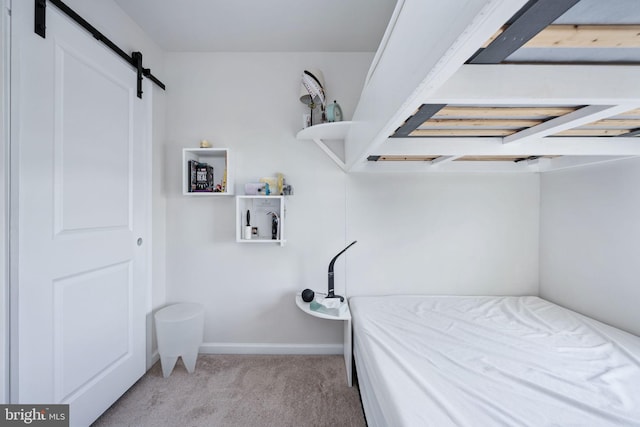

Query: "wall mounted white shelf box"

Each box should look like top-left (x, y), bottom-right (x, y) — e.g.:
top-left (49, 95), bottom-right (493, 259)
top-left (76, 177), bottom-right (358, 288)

top-left (296, 121), bottom-right (352, 171)
top-left (236, 195), bottom-right (286, 246)
top-left (183, 148), bottom-right (233, 196)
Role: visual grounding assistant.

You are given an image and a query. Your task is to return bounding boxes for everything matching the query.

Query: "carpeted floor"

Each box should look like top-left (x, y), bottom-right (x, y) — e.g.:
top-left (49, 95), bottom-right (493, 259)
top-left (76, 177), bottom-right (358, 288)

top-left (92, 354), bottom-right (366, 427)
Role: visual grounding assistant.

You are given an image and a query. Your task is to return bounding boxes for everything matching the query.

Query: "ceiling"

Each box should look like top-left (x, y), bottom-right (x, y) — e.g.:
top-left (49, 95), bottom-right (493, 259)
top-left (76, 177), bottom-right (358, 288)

top-left (114, 0), bottom-right (397, 52)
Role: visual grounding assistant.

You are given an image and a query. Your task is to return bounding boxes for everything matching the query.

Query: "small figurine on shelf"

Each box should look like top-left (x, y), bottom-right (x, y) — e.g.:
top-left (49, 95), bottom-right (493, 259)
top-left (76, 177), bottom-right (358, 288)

top-left (221, 168), bottom-right (227, 192)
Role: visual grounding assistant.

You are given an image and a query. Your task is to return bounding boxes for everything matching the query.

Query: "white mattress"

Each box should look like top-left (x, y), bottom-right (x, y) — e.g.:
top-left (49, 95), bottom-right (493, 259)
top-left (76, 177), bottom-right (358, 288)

top-left (350, 296), bottom-right (640, 427)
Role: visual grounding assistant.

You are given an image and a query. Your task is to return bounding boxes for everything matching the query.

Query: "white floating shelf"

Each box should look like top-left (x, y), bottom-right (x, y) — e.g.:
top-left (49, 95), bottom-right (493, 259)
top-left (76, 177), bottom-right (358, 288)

top-left (295, 295), bottom-right (351, 321)
top-left (296, 121), bottom-right (353, 140)
top-left (295, 122), bottom-right (353, 170)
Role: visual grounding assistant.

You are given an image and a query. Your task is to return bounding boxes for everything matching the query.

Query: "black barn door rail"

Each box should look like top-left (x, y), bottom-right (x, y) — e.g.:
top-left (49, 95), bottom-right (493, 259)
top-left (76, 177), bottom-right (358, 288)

top-left (35, 0), bottom-right (165, 98)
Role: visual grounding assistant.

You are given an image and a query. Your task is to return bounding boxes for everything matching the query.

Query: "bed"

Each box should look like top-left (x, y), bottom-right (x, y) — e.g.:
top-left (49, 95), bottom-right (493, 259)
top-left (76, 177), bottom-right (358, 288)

top-left (350, 295), bottom-right (640, 427)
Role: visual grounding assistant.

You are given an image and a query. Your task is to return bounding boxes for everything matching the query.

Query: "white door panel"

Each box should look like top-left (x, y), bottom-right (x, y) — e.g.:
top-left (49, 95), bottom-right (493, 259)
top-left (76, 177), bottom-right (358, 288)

top-left (54, 261), bottom-right (132, 402)
top-left (14, 3), bottom-right (149, 426)
top-left (55, 43), bottom-right (132, 233)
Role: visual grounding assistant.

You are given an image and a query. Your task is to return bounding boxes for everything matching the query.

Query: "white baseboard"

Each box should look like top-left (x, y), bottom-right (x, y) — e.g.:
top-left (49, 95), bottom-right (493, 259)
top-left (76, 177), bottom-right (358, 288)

top-left (199, 342), bottom-right (343, 355)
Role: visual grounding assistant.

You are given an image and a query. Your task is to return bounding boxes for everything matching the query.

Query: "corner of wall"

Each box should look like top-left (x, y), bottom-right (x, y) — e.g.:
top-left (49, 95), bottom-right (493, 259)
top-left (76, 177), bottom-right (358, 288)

top-left (0, 0), bottom-right (10, 403)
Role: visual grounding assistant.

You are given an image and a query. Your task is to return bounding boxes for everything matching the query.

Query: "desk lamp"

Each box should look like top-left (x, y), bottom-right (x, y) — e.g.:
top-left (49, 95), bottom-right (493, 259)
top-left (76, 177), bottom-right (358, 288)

top-left (299, 69), bottom-right (326, 125)
top-left (326, 240), bottom-right (357, 302)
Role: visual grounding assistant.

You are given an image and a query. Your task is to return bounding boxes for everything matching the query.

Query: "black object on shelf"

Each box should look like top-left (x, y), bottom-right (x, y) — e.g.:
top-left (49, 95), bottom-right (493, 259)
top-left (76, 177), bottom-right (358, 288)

top-left (189, 160), bottom-right (214, 192)
top-left (326, 241), bottom-right (357, 302)
top-left (301, 288), bottom-right (315, 303)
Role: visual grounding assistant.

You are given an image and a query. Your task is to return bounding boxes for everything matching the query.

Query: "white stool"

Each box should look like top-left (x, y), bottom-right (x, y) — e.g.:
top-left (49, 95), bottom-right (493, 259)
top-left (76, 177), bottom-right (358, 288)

top-left (155, 303), bottom-right (205, 378)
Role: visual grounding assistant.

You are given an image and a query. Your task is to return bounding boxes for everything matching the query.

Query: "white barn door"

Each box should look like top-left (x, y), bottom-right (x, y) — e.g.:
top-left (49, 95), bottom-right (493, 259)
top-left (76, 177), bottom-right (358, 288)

top-left (13, 3), bottom-right (149, 426)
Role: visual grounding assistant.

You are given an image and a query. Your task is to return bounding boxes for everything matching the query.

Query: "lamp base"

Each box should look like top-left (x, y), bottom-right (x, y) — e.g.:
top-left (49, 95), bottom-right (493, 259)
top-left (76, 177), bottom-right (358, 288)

top-left (325, 294), bottom-right (344, 302)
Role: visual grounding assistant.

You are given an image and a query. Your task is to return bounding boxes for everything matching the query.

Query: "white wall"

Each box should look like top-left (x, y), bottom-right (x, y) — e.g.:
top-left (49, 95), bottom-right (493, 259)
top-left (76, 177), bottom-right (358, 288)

top-left (163, 50), bottom-right (542, 352)
top-left (346, 173), bottom-right (540, 296)
top-left (163, 52), bottom-right (373, 352)
top-left (540, 158), bottom-right (640, 336)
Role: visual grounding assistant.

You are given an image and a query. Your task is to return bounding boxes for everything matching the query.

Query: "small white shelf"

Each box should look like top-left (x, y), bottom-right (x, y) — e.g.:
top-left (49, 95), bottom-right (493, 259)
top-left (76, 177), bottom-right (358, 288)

top-left (296, 122), bottom-right (353, 170)
top-left (236, 195), bottom-right (286, 246)
top-left (295, 294), bottom-right (352, 386)
top-left (295, 295), bottom-right (351, 321)
top-left (182, 148), bottom-right (233, 196)
top-left (296, 121), bottom-right (353, 140)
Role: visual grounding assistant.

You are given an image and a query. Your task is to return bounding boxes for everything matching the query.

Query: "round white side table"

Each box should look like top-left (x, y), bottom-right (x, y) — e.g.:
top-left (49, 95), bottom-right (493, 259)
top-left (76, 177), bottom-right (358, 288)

top-left (295, 295), bottom-right (352, 387)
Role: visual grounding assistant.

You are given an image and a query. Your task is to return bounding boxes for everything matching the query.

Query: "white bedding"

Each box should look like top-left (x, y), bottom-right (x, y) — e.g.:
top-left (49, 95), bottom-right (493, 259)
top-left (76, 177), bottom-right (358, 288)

top-left (350, 296), bottom-right (640, 427)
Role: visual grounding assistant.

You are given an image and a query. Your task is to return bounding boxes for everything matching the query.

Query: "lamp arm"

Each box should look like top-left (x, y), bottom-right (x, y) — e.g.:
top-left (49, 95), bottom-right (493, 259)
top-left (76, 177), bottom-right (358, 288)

top-left (327, 240), bottom-right (357, 302)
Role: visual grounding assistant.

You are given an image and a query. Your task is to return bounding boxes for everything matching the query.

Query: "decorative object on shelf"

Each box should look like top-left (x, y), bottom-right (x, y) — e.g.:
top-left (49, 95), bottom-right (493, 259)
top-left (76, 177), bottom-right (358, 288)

top-left (244, 210), bottom-right (252, 240)
top-left (199, 139), bottom-right (211, 148)
top-left (266, 211), bottom-right (280, 240)
top-left (259, 177), bottom-right (278, 195)
top-left (188, 160), bottom-right (214, 192)
top-left (244, 183), bottom-right (266, 195)
top-left (276, 173), bottom-right (284, 195)
top-left (221, 168), bottom-right (227, 192)
top-left (310, 297), bottom-right (348, 317)
top-left (245, 174), bottom-right (292, 196)
top-left (301, 288), bottom-right (315, 302)
top-left (299, 69), bottom-right (326, 126)
top-left (196, 162), bottom-right (214, 191)
top-left (188, 160), bottom-right (197, 192)
top-left (326, 100), bottom-right (343, 122)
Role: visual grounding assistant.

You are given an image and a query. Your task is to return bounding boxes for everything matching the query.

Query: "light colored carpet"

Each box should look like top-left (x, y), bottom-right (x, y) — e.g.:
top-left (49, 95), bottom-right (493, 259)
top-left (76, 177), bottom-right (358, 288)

top-left (93, 354), bottom-right (366, 427)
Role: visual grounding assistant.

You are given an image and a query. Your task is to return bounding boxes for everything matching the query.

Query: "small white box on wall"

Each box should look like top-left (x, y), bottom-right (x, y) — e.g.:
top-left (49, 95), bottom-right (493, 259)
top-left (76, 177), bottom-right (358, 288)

top-left (244, 183), bottom-right (266, 195)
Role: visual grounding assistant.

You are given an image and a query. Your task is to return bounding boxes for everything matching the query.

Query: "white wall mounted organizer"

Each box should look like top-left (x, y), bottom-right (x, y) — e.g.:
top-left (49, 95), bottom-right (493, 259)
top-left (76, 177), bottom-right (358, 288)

top-left (236, 196), bottom-right (286, 246)
top-left (182, 148), bottom-right (233, 196)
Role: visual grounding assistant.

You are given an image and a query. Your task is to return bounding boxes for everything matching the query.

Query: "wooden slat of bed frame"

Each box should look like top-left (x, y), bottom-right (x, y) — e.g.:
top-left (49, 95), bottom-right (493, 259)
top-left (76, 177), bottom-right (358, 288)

top-left (455, 156), bottom-right (530, 162)
top-left (370, 155), bottom-right (562, 162)
top-left (376, 155), bottom-right (440, 162)
top-left (485, 25), bottom-right (640, 48)
top-left (418, 118), bottom-right (543, 128)
top-left (433, 106), bottom-right (578, 118)
top-left (612, 108), bottom-right (640, 119)
top-left (527, 25), bottom-right (640, 48)
top-left (555, 129), bottom-right (631, 136)
top-left (409, 129), bottom-right (517, 137)
top-left (583, 119), bottom-right (640, 128)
